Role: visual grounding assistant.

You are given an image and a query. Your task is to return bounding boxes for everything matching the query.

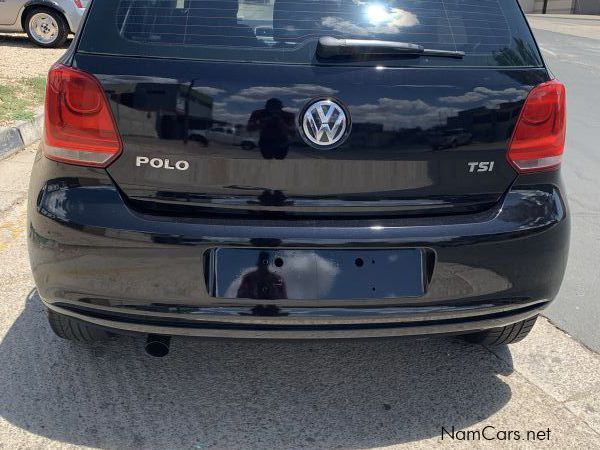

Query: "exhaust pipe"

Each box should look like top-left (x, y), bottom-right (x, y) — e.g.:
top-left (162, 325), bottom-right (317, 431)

top-left (145, 334), bottom-right (171, 357)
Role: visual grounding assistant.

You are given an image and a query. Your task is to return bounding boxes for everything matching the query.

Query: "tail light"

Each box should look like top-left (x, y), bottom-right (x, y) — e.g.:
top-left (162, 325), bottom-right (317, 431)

top-left (73, 0), bottom-right (84, 8)
top-left (508, 80), bottom-right (566, 173)
top-left (44, 64), bottom-right (121, 168)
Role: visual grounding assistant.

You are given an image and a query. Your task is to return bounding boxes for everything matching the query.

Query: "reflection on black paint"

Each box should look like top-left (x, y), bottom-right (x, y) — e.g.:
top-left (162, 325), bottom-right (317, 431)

top-left (99, 58), bottom-right (550, 216)
top-left (112, 81), bottom-right (215, 141)
top-left (247, 98), bottom-right (295, 159)
top-left (255, 190), bottom-right (293, 207)
top-left (237, 251), bottom-right (288, 300)
top-left (241, 305), bottom-right (289, 317)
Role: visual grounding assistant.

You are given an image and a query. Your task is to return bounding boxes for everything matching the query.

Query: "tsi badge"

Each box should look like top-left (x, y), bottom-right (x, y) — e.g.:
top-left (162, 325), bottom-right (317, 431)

top-left (468, 161), bottom-right (495, 173)
top-left (136, 156), bottom-right (189, 171)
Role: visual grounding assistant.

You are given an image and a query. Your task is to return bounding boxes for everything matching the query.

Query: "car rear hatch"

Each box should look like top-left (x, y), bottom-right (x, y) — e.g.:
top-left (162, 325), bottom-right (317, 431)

top-left (74, 0), bottom-right (547, 217)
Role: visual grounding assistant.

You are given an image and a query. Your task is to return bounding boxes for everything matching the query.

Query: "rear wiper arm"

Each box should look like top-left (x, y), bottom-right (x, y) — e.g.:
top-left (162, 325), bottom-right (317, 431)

top-left (317, 36), bottom-right (465, 59)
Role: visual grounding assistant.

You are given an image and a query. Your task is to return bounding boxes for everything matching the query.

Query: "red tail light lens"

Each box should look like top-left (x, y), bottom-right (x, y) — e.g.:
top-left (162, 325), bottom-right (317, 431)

top-left (73, 0), bottom-right (84, 8)
top-left (44, 64), bottom-right (121, 168)
top-left (508, 80), bottom-right (566, 173)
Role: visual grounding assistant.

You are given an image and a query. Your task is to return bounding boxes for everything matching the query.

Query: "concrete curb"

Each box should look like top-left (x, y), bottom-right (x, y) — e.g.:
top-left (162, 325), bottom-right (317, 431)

top-left (0, 112), bottom-right (43, 161)
top-left (527, 14), bottom-right (600, 21)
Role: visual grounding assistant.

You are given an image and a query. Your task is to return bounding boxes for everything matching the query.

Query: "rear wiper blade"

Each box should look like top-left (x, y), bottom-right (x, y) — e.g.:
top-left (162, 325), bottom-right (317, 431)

top-left (317, 36), bottom-right (465, 59)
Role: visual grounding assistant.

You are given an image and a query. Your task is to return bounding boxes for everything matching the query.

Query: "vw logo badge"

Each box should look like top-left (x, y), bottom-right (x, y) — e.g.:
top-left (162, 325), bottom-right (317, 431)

top-left (301, 98), bottom-right (351, 149)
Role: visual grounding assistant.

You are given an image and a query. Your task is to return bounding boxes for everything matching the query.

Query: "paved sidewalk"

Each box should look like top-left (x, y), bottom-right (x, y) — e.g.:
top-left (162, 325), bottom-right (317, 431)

top-left (528, 14), bottom-right (600, 40)
top-left (1, 147), bottom-right (600, 448)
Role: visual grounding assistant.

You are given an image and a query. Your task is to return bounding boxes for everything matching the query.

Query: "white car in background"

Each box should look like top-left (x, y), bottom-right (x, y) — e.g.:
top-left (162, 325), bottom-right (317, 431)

top-left (0, 0), bottom-right (90, 47)
top-left (189, 126), bottom-right (259, 150)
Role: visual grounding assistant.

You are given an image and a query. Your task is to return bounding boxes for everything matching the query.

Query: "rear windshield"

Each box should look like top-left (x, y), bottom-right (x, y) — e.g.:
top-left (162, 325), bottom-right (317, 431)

top-left (79, 0), bottom-right (543, 67)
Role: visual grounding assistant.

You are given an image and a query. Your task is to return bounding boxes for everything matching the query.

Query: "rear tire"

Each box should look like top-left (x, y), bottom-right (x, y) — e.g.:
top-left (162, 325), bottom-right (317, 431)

top-left (25, 8), bottom-right (69, 48)
top-left (47, 309), bottom-right (113, 342)
top-left (463, 316), bottom-right (538, 346)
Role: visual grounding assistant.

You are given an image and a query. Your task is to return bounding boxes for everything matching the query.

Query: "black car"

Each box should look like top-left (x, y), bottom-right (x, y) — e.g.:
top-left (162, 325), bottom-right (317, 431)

top-left (28, 0), bottom-right (569, 356)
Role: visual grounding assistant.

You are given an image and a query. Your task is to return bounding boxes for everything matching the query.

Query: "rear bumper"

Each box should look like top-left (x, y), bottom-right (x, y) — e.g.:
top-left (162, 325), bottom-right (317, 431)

top-left (28, 158), bottom-right (570, 339)
top-left (43, 297), bottom-right (548, 339)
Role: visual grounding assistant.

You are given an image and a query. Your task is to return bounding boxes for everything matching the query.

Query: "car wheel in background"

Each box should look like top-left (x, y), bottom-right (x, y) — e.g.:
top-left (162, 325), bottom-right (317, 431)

top-left (25, 8), bottom-right (69, 48)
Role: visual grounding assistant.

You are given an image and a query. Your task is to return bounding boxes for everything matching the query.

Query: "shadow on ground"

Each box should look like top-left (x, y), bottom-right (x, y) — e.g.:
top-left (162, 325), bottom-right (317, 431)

top-left (0, 291), bottom-right (514, 449)
top-left (0, 33), bottom-right (72, 48)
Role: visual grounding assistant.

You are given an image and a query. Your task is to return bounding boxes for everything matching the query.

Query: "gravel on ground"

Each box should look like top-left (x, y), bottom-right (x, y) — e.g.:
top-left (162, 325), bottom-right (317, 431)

top-left (0, 33), bottom-right (67, 80)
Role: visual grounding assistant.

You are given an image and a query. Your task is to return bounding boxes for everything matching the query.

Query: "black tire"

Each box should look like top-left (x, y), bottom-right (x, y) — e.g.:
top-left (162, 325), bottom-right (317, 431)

top-left (47, 309), bottom-right (113, 342)
top-left (25, 7), bottom-right (69, 48)
top-left (463, 316), bottom-right (538, 346)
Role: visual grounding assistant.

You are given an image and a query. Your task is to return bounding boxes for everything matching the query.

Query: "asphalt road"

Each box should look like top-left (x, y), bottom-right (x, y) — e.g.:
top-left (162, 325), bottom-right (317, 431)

top-left (530, 26), bottom-right (600, 352)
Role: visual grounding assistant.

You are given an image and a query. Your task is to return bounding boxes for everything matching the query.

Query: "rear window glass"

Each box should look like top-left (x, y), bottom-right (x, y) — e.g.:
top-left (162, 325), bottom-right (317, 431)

top-left (79, 0), bottom-right (542, 67)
